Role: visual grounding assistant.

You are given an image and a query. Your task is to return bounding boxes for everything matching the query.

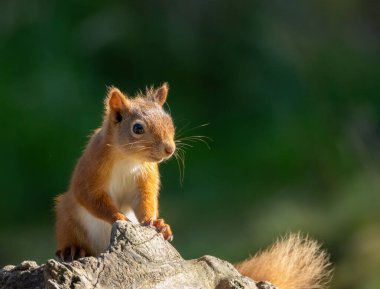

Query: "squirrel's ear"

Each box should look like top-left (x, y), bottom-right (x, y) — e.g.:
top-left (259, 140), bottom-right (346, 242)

top-left (106, 87), bottom-right (130, 112)
top-left (152, 83), bottom-right (169, 106)
top-left (105, 87), bottom-right (130, 122)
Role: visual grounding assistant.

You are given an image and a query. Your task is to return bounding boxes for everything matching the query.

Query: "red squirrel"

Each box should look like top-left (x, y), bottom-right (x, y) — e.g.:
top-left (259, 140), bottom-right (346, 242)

top-left (55, 84), bottom-right (174, 260)
top-left (55, 84), bottom-right (332, 289)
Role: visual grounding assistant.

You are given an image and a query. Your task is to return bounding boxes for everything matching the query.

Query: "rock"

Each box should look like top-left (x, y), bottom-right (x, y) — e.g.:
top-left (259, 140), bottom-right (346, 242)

top-left (0, 221), bottom-right (275, 289)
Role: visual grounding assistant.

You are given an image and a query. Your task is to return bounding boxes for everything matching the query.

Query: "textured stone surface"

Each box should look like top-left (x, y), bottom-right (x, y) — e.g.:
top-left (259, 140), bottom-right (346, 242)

top-left (0, 221), bottom-right (277, 289)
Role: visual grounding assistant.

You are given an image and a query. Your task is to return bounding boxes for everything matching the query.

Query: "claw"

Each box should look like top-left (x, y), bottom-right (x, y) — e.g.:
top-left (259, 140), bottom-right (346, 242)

top-left (142, 218), bottom-right (154, 227)
top-left (154, 219), bottom-right (164, 228)
top-left (142, 218), bottom-right (173, 242)
top-left (70, 246), bottom-right (76, 261)
top-left (56, 246), bottom-right (88, 262)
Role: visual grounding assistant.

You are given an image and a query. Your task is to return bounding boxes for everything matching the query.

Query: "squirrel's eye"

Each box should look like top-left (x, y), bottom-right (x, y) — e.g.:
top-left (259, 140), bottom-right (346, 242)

top-left (132, 123), bottom-right (145, 134)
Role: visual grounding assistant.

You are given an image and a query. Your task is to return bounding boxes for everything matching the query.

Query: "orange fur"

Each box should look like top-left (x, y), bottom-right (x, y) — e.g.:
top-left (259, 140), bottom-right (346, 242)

top-left (136, 163), bottom-right (160, 222)
top-left (55, 194), bottom-right (94, 256)
top-left (55, 84), bottom-right (175, 260)
top-left (236, 233), bottom-right (333, 289)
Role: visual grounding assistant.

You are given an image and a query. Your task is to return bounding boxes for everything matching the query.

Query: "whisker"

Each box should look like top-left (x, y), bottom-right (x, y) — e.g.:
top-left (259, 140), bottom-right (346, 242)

top-left (176, 135), bottom-right (212, 141)
top-left (181, 123), bottom-right (210, 135)
top-left (129, 145), bottom-right (149, 149)
top-left (176, 122), bottom-right (209, 138)
top-left (175, 135), bottom-right (212, 150)
top-left (174, 153), bottom-right (184, 186)
top-left (173, 131), bottom-right (211, 185)
top-left (174, 148), bottom-right (186, 185)
top-left (164, 102), bottom-right (172, 115)
top-left (177, 148), bottom-right (186, 171)
top-left (134, 146), bottom-right (153, 152)
top-left (175, 142), bottom-right (194, 148)
top-left (176, 122), bottom-right (192, 138)
top-left (119, 140), bottom-right (154, 148)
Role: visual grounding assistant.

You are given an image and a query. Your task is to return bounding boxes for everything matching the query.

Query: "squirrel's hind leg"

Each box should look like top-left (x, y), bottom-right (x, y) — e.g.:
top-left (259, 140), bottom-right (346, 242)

top-left (55, 194), bottom-right (93, 261)
top-left (56, 246), bottom-right (88, 262)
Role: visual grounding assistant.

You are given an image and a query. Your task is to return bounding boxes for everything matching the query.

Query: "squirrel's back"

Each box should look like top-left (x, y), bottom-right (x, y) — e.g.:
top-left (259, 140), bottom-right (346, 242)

top-left (236, 233), bottom-right (332, 289)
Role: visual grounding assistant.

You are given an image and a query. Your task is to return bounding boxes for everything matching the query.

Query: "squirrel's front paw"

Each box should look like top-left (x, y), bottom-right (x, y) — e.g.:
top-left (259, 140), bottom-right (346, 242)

top-left (142, 218), bottom-right (173, 241)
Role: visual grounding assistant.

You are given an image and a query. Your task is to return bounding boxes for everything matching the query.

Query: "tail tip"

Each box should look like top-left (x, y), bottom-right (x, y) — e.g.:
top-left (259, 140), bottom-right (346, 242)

top-left (236, 233), bottom-right (333, 289)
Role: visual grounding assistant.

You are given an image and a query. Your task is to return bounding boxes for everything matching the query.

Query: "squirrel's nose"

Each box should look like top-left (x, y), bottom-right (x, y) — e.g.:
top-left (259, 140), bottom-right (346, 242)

top-left (164, 145), bottom-right (175, 156)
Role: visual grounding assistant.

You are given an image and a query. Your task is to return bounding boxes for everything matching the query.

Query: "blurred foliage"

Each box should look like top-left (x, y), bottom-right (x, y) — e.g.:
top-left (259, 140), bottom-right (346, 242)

top-left (0, 1), bottom-right (380, 288)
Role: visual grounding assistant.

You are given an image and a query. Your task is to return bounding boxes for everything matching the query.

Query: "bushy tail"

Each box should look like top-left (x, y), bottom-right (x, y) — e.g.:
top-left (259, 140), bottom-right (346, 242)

top-left (236, 233), bottom-right (332, 289)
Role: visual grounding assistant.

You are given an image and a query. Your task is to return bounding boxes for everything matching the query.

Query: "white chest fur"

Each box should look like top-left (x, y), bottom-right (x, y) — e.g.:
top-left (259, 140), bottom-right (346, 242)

top-left (78, 158), bottom-right (142, 255)
top-left (107, 158), bottom-right (141, 212)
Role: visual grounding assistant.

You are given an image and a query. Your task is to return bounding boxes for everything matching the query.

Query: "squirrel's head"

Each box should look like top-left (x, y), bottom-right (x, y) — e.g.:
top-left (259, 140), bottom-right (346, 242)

top-left (104, 84), bottom-right (175, 163)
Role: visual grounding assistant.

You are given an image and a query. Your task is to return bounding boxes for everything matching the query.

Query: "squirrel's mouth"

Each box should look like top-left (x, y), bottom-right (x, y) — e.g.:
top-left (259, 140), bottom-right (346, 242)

top-left (145, 155), bottom-right (164, 163)
top-left (146, 152), bottom-right (173, 163)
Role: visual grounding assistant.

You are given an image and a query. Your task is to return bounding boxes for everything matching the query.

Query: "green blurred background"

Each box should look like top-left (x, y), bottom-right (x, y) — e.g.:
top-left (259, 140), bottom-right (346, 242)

top-left (1, 1), bottom-right (380, 288)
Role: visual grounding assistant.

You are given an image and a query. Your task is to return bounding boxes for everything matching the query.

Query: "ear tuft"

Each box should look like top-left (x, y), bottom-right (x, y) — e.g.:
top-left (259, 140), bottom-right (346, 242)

top-left (153, 83), bottom-right (169, 106)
